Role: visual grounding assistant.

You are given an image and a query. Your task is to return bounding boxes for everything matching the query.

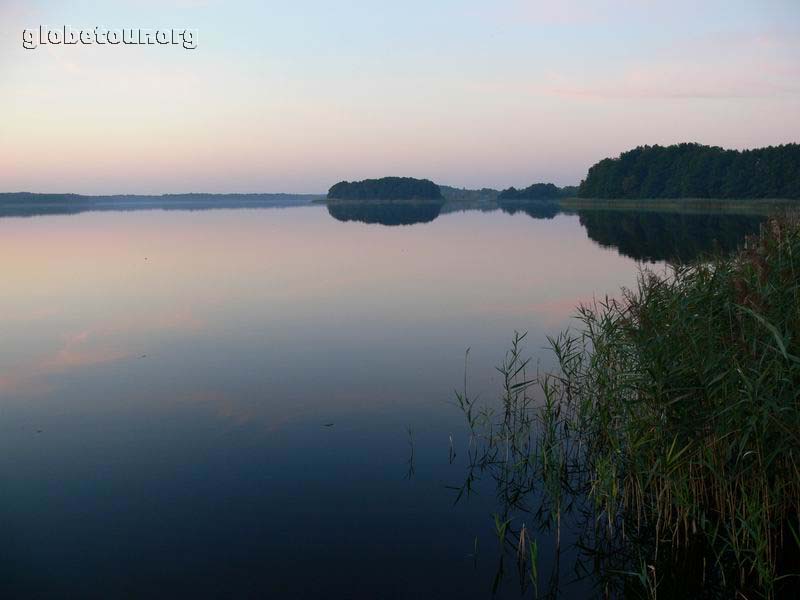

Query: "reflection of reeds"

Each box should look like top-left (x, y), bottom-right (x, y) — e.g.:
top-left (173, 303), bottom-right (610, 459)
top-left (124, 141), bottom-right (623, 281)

top-left (453, 217), bottom-right (800, 598)
top-left (405, 426), bottom-right (415, 480)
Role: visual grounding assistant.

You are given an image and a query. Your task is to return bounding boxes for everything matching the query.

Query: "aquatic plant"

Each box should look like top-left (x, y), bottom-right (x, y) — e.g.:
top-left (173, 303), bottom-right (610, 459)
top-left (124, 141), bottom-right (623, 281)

top-left (454, 216), bottom-right (800, 598)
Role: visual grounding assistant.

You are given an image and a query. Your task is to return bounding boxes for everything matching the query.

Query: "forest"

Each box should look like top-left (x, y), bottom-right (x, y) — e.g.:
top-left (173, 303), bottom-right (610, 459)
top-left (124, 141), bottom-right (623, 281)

top-left (498, 183), bottom-right (578, 200)
top-left (579, 143), bottom-right (800, 199)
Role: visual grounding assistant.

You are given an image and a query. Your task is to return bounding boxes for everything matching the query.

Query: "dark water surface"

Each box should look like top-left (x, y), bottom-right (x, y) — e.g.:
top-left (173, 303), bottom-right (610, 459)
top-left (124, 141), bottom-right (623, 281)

top-left (0, 204), bottom-right (766, 598)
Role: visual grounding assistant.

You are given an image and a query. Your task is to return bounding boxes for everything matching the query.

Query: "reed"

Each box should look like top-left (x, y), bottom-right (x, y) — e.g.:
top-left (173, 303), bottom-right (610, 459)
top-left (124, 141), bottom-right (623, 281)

top-left (455, 216), bottom-right (800, 597)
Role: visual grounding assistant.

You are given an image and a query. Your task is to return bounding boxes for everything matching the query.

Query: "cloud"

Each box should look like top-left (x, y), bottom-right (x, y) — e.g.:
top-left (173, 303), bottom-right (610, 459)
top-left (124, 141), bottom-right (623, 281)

top-left (0, 309), bottom-right (203, 396)
top-left (0, 332), bottom-right (130, 396)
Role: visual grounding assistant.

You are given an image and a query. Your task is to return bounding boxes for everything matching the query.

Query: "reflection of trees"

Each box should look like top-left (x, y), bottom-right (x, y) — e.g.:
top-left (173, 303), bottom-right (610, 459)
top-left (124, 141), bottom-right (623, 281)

top-left (326, 200), bottom-right (444, 226)
top-left (578, 210), bottom-right (765, 262)
top-left (499, 201), bottom-right (560, 220)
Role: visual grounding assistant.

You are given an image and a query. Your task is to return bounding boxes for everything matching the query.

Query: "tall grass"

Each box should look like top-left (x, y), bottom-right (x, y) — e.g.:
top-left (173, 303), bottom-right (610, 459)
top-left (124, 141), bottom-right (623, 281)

top-left (455, 217), bottom-right (800, 598)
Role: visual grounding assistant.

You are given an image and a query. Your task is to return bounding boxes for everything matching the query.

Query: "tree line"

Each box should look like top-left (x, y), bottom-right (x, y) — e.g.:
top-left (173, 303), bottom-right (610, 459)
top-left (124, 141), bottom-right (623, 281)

top-left (498, 183), bottom-right (578, 200)
top-left (578, 143), bottom-right (800, 199)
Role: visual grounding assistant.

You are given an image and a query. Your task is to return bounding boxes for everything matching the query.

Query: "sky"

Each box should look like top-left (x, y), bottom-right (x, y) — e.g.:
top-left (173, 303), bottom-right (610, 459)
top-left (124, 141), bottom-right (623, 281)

top-left (1, 0), bottom-right (799, 194)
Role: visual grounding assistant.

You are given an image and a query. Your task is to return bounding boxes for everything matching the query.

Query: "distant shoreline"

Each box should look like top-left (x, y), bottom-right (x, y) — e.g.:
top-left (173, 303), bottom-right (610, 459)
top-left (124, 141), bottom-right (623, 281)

top-left (2, 191), bottom-right (797, 219)
top-left (0, 192), bottom-right (324, 218)
top-left (0, 192), bottom-right (325, 203)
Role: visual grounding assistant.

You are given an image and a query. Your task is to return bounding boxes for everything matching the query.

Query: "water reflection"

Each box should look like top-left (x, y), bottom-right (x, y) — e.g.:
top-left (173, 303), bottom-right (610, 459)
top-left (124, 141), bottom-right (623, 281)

top-left (0, 203), bottom-right (781, 598)
top-left (0, 207), bottom-right (643, 598)
top-left (576, 210), bottom-right (765, 262)
top-left (3, 195), bottom-right (768, 264)
top-left (326, 200), bottom-right (445, 226)
top-left (322, 199), bottom-right (766, 263)
top-left (0, 194), bottom-right (317, 218)
top-left (498, 200), bottom-right (560, 220)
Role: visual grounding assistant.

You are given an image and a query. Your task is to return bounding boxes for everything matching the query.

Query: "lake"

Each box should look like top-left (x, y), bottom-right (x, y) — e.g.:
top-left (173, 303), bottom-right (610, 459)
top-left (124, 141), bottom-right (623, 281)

top-left (0, 202), bottom-right (767, 598)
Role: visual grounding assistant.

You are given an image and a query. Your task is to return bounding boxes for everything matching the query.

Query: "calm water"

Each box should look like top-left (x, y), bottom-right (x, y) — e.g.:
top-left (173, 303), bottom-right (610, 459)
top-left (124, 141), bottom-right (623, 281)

top-left (0, 203), bottom-right (765, 598)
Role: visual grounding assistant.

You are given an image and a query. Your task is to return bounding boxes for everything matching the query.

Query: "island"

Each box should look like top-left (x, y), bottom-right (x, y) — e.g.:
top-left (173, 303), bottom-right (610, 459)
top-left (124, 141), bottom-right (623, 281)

top-left (327, 177), bottom-right (444, 201)
top-left (498, 183), bottom-right (577, 201)
top-left (325, 177), bottom-right (446, 226)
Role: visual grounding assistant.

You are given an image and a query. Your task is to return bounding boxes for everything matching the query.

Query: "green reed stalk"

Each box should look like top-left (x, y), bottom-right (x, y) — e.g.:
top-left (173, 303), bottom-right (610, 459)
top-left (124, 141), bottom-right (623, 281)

top-left (455, 216), bottom-right (800, 598)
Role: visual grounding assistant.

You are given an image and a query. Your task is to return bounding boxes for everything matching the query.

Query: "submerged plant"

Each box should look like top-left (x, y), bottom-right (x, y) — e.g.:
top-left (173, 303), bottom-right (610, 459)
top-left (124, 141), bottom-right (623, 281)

top-left (453, 217), bottom-right (800, 598)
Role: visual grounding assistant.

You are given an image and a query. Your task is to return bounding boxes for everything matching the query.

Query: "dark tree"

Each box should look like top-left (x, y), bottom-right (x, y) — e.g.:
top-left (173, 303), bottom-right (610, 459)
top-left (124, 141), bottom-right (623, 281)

top-left (498, 183), bottom-right (562, 200)
top-left (578, 143), bottom-right (800, 199)
top-left (327, 177), bottom-right (443, 201)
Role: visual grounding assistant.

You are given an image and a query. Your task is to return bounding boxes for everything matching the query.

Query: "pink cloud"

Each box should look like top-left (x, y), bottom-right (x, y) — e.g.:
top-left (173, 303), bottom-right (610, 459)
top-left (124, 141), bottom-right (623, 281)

top-left (0, 309), bottom-right (204, 396)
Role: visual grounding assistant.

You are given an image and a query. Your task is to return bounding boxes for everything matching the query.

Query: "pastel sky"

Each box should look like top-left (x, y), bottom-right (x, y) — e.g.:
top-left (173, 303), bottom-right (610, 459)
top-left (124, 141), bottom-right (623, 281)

top-left (1, 0), bottom-right (799, 194)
